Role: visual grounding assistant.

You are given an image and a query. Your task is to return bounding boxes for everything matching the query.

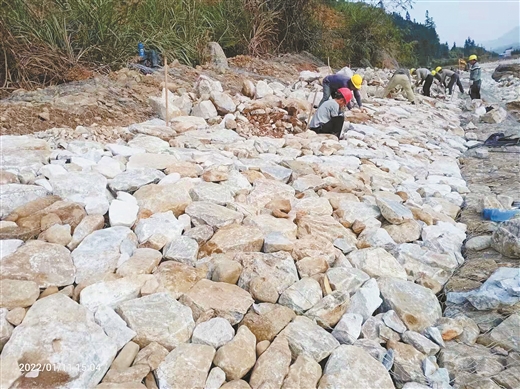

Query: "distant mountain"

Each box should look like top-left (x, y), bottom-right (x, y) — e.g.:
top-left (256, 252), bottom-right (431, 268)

top-left (482, 26), bottom-right (520, 53)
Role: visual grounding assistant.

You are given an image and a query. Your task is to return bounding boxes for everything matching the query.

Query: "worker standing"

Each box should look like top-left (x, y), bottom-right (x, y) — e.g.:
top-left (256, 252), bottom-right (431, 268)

top-left (319, 73), bottom-right (365, 111)
top-left (383, 68), bottom-right (416, 104)
top-left (309, 88), bottom-right (353, 138)
top-left (468, 54), bottom-right (481, 99)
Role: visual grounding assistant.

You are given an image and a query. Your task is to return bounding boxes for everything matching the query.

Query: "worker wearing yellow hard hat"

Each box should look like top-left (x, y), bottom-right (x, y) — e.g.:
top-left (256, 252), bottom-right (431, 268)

top-left (422, 70), bottom-right (441, 97)
top-left (319, 73), bottom-right (366, 112)
top-left (468, 54), bottom-right (481, 99)
top-left (435, 66), bottom-right (442, 73)
top-left (410, 68), bottom-right (416, 75)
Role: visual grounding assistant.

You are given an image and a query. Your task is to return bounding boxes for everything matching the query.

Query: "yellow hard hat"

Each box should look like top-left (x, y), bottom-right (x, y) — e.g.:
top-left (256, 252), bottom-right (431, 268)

top-left (410, 68), bottom-right (416, 74)
top-left (468, 54), bottom-right (477, 61)
top-left (351, 74), bottom-right (363, 89)
top-left (435, 66), bottom-right (442, 72)
top-left (431, 70), bottom-right (437, 76)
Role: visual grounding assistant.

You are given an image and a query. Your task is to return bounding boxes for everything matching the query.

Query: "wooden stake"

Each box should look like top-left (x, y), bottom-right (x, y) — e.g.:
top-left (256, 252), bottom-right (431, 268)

top-left (305, 89), bottom-right (319, 130)
top-left (164, 56), bottom-right (169, 126)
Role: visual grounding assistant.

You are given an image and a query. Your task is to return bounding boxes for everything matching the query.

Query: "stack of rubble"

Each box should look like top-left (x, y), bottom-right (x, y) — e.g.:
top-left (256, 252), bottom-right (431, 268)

top-left (0, 67), bottom-right (518, 389)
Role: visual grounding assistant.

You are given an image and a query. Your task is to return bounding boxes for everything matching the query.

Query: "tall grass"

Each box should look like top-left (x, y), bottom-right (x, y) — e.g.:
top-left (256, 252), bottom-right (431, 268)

top-left (1, 0), bottom-right (416, 90)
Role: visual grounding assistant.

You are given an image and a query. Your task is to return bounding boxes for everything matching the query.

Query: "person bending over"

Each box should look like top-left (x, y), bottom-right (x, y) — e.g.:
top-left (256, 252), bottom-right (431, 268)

top-left (310, 88), bottom-right (353, 138)
top-left (383, 68), bottom-right (416, 104)
top-left (319, 73), bottom-right (364, 111)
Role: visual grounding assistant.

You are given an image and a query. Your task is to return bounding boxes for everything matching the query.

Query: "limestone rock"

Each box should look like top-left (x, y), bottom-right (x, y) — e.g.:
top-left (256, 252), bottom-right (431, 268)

top-left (116, 248), bottom-right (162, 277)
top-left (67, 214), bottom-right (105, 250)
top-left (318, 345), bottom-right (394, 389)
top-left (0, 184), bottom-right (49, 219)
top-left (1, 294), bottom-right (117, 388)
top-left (152, 261), bottom-right (207, 299)
top-left (279, 277), bottom-right (323, 314)
top-left (304, 290), bottom-right (350, 328)
top-left (80, 275), bottom-right (153, 312)
top-left (388, 341), bottom-right (427, 386)
top-left (134, 184), bottom-right (192, 217)
top-left (331, 313), bottom-right (363, 345)
top-left (179, 279), bottom-right (254, 325)
top-left (214, 325), bottom-right (257, 380)
top-left (249, 336), bottom-right (292, 389)
top-left (242, 303), bottom-right (296, 342)
top-left (156, 343), bottom-right (215, 389)
top-left (109, 168), bottom-right (165, 193)
top-left (378, 277), bottom-right (442, 332)
top-left (205, 367), bottom-right (226, 389)
top-left (346, 279), bottom-right (383, 321)
top-left (94, 305), bottom-right (137, 351)
top-left (281, 316), bottom-right (339, 362)
top-left (163, 236), bottom-right (199, 266)
top-left (478, 313), bottom-right (520, 352)
top-left (347, 247), bottom-right (407, 279)
top-left (401, 330), bottom-right (440, 356)
top-left (134, 211), bottom-right (184, 249)
top-left (117, 293), bottom-right (195, 350)
top-left (39, 223), bottom-right (72, 246)
top-left (377, 198), bottom-right (413, 225)
top-left (50, 172), bottom-right (108, 214)
top-left (200, 224), bottom-right (263, 256)
top-left (72, 226), bottom-right (137, 284)
top-left (281, 354), bottom-right (322, 389)
top-left (192, 317), bottom-right (235, 349)
top-left (1, 240), bottom-right (75, 287)
top-left (109, 200), bottom-right (138, 228)
top-left (186, 201), bottom-right (243, 229)
top-left (132, 342), bottom-right (168, 371)
top-left (0, 279), bottom-right (40, 309)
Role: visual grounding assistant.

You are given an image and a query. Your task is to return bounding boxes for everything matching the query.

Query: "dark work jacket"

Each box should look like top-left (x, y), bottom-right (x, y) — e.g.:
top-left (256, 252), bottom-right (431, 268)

top-left (324, 74), bottom-right (362, 108)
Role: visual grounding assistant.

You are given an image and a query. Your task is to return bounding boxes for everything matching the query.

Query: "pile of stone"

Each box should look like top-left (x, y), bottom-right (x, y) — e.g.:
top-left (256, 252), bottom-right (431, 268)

top-left (0, 67), bottom-right (513, 389)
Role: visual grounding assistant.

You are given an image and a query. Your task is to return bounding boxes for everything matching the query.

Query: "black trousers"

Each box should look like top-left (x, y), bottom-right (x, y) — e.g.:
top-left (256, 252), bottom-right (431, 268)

top-left (311, 116), bottom-right (344, 138)
top-left (470, 80), bottom-right (481, 100)
top-left (423, 75), bottom-right (433, 97)
top-left (447, 73), bottom-right (464, 95)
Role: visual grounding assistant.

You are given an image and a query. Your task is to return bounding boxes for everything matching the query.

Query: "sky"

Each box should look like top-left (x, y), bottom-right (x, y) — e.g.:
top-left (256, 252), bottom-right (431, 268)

top-left (406, 0), bottom-right (520, 47)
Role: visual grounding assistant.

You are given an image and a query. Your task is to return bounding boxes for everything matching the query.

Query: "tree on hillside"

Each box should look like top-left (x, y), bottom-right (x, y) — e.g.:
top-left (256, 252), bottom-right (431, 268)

top-left (425, 10), bottom-right (436, 29)
top-left (364, 0), bottom-right (415, 11)
top-left (405, 11), bottom-right (410, 21)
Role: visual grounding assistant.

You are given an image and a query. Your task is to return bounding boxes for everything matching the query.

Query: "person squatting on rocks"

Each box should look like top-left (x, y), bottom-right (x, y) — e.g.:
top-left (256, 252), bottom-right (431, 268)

top-left (383, 68), bottom-right (416, 103)
top-left (319, 73), bottom-right (365, 111)
top-left (435, 66), bottom-right (464, 95)
top-left (309, 87), bottom-right (353, 138)
top-left (468, 54), bottom-right (482, 100)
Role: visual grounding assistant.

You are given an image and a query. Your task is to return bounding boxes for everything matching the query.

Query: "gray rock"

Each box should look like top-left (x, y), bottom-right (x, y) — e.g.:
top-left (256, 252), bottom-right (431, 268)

top-left (478, 313), bottom-right (520, 352)
top-left (156, 343), bottom-right (215, 389)
top-left (190, 182), bottom-right (234, 205)
top-left (282, 316), bottom-right (340, 362)
top-left (117, 292), bottom-right (195, 350)
top-left (326, 267), bottom-right (370, 295)
top-left (1, 294), bottom-right (117, 387)
top-left (318, 345), bottom-right (394, 389)
top-left (465, 235), bottom-right (492, 251)
top-left (446, 267), bottom-right (520, 310)
top-left (376, 197), bottom-right (414, 225)
top-left (0, 184), bottom-right (49, 219)
top-left (383, 310), bottom-right (407, 333)
top-left (109, 168), bottom-right (165, 192)
top-left (192, 317), bottom-right (235, 349)
top-left (50, 172), bottom-right (109, 214)
top-left (205, 367), bottom-right (226, 389)
top-left (492, 219), bottom-right (520, 258)
top-left (185, 201), bottom-right (243, 229)
top-left (94, 305), bottom-right (137, 350)
top-left (346, 279), bottom-right (383, 321)
top-left (263, 232), bottom-right (294, 253)
top-left (134, 211), bottom-right (184, 249)
top-left (331, 313), bottom-right (363, 344)
top-left (402, 331), bottom-right (441, 356)
top-left (72, 226), bottom-right (137, 284)
top-left (347, 247), bottom-right (407, 280)
top-left (279, 277), bottom-right (323, 314)
top-left (163, 236), bottom-right (199, 266)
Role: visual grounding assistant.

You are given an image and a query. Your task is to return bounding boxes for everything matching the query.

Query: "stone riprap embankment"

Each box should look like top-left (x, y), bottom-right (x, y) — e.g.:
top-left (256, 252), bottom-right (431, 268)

top-left (0, 63), bottom-right (518, 389)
